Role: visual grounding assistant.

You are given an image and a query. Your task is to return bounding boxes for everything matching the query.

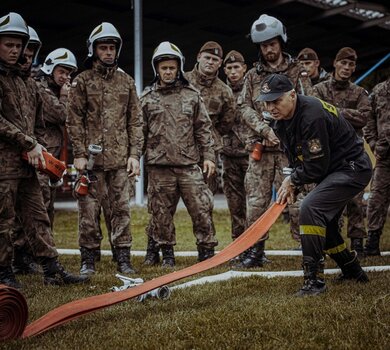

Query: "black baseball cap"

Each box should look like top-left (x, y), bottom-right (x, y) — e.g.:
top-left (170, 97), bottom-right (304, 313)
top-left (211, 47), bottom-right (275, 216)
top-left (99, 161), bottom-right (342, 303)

top-left (256, 74), bottom-right (294, 102)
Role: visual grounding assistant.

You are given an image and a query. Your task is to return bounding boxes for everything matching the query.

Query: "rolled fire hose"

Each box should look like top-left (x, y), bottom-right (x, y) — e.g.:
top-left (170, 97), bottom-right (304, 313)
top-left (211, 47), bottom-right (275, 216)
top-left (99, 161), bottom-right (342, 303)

top-left (0, 203), bottom-right (285, 340)
top-left (0, 285), bottom-right (28, 341)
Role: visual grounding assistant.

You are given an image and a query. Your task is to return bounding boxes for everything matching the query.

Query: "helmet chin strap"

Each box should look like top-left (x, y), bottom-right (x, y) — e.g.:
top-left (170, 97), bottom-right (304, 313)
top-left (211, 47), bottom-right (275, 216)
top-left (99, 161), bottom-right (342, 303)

top-left (96, 56), bottom-right (117, 67)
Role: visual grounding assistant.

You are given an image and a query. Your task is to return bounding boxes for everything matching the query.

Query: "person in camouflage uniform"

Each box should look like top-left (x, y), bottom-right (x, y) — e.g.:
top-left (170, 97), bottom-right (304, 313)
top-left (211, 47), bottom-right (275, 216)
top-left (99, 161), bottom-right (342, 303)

top-left (0, 12), bottom-right (89, 288)
top-left (67, 22), bottom-right (143, 275)
top-left (11, 26), bottom-right (45, 275)
top-left (364, 77), bottom-right (390, 256)
top-left (185, 41), bottom-right (235, 194)
top-left (34, 48), bottom-right (78, 227)
top-left (237, 14), bottom-right (312, 267)
top-left (297, 48), bottom-right (330, 86)
top-left (141, 41), bottom-right (217, 267)
top-left (221, 50), bottom-right (249, 246)
top-left (312, 47), bottom-right (371, 257)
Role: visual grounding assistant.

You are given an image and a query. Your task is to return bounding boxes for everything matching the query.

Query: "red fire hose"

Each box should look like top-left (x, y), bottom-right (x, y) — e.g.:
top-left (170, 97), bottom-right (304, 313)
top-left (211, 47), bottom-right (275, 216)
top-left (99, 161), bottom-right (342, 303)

top-left (0, 203), bottom-right (285, 340)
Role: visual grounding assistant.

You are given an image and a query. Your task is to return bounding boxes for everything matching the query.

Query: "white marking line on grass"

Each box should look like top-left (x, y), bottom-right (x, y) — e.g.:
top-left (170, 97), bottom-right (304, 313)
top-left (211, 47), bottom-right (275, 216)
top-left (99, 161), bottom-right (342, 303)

top-left (170, 265), bottom-right (390, 290)
top-left (57, 249), bottom-right (390, 257)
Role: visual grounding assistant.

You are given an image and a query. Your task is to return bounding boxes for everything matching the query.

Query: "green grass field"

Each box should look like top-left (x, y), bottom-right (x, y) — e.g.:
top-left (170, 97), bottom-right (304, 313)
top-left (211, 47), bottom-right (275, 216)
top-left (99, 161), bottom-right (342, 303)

top-left (2, 207), bottom-right (390, 349)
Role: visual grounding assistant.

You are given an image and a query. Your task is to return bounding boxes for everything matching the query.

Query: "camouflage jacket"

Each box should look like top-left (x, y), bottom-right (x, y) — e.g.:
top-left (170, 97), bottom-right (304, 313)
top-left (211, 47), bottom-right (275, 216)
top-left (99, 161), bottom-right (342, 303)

top-left (238, 53), bottom-right (312, 151)
top-left (311, 67), bottom-right (331, 86)
top-left (364, 78), bottom-right (390, 157)
top-left (312, 76), bottom-right (370, 136)
top-left (185, 65), bottom-right (235, 151)
top-left (35, 76), bottom-right (67, 157)
top-left (67, 62), bottom-right (143, 170)
top-left (221, 78), bottom-right (249, 157)
top-left (0, 62), bottom-right (41, 179)
top-left (141, 81), bottom-right (215, 166)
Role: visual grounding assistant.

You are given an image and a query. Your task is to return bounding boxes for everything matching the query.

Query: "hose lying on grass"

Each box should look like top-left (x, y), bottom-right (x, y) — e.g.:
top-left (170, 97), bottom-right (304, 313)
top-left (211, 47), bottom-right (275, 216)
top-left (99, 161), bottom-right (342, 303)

top-left (0, 203), bottom-right (286, 340)
top-left (0, 284), bottom-right (28, 341)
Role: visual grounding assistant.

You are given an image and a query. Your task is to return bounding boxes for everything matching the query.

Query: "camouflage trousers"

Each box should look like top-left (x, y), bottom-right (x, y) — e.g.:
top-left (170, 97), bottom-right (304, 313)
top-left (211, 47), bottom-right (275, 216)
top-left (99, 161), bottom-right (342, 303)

top-left (245, 151), bottom-right (288, 239)
top-left (12, 172), bottom-right (57, 252)
top-left (221, 155), bottom-right (248, 240)
top-left (77, 168), bottom-right (131, 249)
top-left (37, 172), bottom-right (57, 229)
top-left (366, 158), bottom-right (390, 232)
top-left (146, 165), bottom-right (217, 248)
top-left (344, 190), bottom-right (367, 238)
top-left (200, 152), bottom-right (219, 195)
top-left (97, 176), bottom-right (135, 249)
top-left (0, 176), bottom-right (57, 266)
top-left (99, 182), bottom-right (112, 245)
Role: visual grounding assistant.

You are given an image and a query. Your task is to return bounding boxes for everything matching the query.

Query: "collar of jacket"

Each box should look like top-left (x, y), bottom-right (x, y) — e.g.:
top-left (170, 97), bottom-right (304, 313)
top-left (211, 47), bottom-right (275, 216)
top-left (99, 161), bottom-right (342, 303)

top-left (153, 79), bottom-right (185, 93)
top-left (39, 75), bottom-right (61, 96)
top-left (19, 67), bottom-right (31, 80)
top-left (92, 60), bottom-right (118, 80)
top-left (192, 63), bottom-right (217, 87)
top-left (227, 77), bottom-right (244, 92)
top-left (255, 52), bottom-right (294, 74)
top-left (330, 74), bottom-right (351, 90)
top-left (0, 60), bottom-right (21, 76)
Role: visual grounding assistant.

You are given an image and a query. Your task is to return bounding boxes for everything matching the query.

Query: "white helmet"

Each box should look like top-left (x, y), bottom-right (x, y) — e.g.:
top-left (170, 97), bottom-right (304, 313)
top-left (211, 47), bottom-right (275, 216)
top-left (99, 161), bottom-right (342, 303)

top-left (0, 12), bottom-right (29, 54)
top-left (152, 41), bottom-right (185, 80)
top-left (40, 48), bottom-right (78, 75)
top-left (87, 22), bottom-right (122, 59)
top-left (27, 26), bottom-right (42, 62)
top-left (250, 14), bottom-right (287, 44)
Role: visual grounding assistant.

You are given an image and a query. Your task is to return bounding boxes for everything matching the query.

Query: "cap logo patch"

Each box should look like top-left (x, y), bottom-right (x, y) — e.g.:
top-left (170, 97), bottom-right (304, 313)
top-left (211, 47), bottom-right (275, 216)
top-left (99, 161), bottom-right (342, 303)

top-left (214, 48), bottom-right (219, 55)
top-left (261, 82), bottom-right (271, 93)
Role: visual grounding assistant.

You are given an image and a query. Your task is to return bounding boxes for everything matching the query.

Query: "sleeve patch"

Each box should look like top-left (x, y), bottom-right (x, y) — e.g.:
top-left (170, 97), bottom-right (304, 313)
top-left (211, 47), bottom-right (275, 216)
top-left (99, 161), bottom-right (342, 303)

top-left (308, 138), bottom-right (322, 154)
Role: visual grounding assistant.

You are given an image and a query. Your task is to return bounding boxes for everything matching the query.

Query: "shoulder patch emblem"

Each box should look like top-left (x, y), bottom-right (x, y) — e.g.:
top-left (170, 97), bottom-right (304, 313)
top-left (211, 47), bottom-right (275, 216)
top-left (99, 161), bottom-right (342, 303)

top-left (308, 139), bottom-right (322, 154)
top-left (71, 81), bottom-right (78, 88)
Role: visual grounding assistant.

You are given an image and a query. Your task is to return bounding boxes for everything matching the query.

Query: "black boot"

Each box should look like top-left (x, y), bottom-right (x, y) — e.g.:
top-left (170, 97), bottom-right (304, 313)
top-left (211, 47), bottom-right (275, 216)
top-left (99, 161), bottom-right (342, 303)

top-left (111, 244), bottom-right (117, 262)
top-left (197, 246), bottom-right (215, 262)
top-left (94, 249), bottom-right (101, 263)
top-left (351, 238), bottom-right (365, 259)
top-left (0, 266), bottom-right (22, 289)
top-left (333, 250), bottom-right (369, 283)
top-left (143, 236), bottom-right (160, 266)
top-left (161, 245), bottom-right (175, 268)
top-left (80, 247), bottom-right (96, 275)
top-left (235, 241), bottom-right (266, 268)
top-left (116, 248), bottom-right (136, 274)
top-left (41, 257), bottom-right (90, 286)
top-left (12, 246), bottom-right (41, 275)
top-left (296, 257), bottom-right (326, 297)
top-left (364, 230), bottom-right (381, 256)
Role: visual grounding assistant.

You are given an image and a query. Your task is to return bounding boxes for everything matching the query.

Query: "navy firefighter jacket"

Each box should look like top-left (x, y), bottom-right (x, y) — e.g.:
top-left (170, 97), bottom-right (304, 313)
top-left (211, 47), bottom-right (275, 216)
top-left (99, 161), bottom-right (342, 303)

top-left (270, 95), bottom-right (366, 186)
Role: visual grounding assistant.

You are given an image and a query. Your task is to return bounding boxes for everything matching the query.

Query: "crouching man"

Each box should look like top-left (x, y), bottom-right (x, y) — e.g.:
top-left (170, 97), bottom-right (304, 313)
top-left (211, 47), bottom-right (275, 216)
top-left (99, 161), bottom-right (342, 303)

top-left (259, 74), bottom-right (372, 296)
